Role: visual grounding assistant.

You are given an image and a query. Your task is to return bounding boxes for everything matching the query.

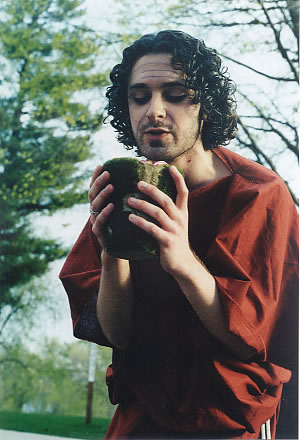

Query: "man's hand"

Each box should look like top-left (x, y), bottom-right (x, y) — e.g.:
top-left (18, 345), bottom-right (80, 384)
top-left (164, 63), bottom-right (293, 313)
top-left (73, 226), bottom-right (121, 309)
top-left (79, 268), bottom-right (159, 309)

top-left (89, 165), bottom-right (133, 349)
top-left (127, 165), bottom-right (195, 275)
top-left (88, 165), bottom-right (114, 247)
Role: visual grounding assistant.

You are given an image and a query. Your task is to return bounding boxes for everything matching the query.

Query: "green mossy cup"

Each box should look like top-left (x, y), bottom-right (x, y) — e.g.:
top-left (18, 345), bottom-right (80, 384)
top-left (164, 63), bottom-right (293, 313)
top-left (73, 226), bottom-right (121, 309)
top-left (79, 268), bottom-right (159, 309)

top-left (102, 157), bottom-right (183, 260)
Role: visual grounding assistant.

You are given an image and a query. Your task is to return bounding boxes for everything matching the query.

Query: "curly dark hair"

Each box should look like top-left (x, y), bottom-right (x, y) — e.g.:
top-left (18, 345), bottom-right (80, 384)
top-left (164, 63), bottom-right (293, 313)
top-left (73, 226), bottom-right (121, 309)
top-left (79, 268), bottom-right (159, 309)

top-left (106, 30), bottom-right (237, 152)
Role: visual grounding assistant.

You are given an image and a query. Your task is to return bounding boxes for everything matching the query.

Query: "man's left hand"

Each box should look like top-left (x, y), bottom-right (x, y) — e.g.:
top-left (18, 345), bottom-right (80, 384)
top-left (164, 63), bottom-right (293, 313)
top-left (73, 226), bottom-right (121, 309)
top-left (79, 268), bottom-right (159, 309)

top-left (127, 165), bottom-right (195, 275)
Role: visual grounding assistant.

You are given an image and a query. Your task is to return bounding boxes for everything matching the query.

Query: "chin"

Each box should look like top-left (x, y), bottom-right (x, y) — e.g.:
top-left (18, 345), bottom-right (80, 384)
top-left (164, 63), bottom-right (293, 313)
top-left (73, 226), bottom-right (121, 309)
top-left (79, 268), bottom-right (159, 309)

top-left (139, 141), bottom-right (179, 163)
top-left (139, 143), bottom-right (164, 160)
top-left (147, 150), bottom-right (169, 162)
top-left (150, 140), bottom-right (164, 149)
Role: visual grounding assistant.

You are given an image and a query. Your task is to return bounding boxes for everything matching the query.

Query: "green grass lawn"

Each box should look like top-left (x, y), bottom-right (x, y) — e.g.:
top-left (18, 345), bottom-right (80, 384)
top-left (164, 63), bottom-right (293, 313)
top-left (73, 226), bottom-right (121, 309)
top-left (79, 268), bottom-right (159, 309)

top-left (0, 411), bottom-right (111, 439)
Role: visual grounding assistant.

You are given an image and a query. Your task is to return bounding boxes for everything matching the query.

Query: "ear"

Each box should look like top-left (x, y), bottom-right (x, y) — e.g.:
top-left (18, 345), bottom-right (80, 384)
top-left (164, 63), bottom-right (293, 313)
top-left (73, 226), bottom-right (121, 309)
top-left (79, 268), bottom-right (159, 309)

top-left (198, 106), bottom-right (207, 122)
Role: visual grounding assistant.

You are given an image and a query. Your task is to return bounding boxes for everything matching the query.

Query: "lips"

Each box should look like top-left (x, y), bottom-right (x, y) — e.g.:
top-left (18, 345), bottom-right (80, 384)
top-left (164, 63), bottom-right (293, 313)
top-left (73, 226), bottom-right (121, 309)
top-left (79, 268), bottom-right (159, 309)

top-left (145, 127), bottom-right (169, 134)
top-left (144, 127), bottom-right (170, 140)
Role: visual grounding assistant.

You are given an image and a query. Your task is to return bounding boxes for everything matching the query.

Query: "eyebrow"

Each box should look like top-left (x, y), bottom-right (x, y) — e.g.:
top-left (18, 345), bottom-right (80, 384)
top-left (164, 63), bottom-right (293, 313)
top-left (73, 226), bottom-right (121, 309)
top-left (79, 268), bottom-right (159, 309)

top-left (128, 80), bottom-right (187, 91)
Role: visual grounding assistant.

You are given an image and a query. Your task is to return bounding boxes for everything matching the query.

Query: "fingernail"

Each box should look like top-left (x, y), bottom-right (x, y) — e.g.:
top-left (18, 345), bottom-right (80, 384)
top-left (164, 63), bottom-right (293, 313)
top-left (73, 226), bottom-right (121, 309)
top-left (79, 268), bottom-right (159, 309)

top-left (139, 181), bottom-right (147, 189)
top-left (100, 171), bottom-right (108, 181)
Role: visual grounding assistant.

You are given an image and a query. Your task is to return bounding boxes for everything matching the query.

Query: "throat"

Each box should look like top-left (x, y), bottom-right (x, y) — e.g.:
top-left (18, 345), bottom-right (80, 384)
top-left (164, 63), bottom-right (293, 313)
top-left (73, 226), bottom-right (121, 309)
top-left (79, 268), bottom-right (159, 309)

top-left (173, 149), bottom-right (232, 191)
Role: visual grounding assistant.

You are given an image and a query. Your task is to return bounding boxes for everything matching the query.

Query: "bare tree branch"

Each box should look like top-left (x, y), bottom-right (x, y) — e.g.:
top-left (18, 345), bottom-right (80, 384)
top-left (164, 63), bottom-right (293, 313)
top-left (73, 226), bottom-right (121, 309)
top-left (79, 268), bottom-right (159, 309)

top-left (257, 0), bottom-right (299, 82)
top-left (220, 53), bottom-right (295, 82)
top-left (286, 0), bottom-right (299, 45)
top-left (237, 117), bottom-right (298, 205)
top-left (244, 126), bottom-right (274, 132)
top-left (0, 304), bottom-right (24, 338)
top-left (237, 117), bottom-right (278, 169)
top-left (277, 1), bottom-right (297, 42)
top-left (238, 90), bottom-right (299, 157)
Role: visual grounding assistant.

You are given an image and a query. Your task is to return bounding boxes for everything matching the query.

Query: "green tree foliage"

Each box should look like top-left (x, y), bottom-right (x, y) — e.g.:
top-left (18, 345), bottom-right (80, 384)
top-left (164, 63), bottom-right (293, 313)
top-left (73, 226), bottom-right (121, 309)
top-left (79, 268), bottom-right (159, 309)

top-left (0, 340), bottom-right (114, 418)
top-left (0, 0), bottom-right (107, 337)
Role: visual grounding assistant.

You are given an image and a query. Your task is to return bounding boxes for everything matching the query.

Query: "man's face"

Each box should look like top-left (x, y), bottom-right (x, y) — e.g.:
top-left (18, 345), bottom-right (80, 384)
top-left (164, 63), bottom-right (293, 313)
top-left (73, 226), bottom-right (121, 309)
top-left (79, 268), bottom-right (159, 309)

top-left (127, 53), bottom-right (202, 162)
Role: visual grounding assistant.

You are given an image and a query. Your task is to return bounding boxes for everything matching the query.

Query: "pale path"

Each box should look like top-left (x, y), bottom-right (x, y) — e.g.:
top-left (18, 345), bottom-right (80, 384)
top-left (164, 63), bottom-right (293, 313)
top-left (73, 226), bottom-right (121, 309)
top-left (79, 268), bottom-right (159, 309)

top-left (0, 430), bottom-right (83, 440)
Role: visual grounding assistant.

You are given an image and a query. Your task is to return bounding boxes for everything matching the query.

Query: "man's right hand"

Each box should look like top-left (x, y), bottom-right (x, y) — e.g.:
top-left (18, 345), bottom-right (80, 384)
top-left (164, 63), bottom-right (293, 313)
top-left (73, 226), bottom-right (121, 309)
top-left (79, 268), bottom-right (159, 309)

top-left (88, 165), bottom-right (114, 251)
top-left (89, 166), bottom-right (134, 349)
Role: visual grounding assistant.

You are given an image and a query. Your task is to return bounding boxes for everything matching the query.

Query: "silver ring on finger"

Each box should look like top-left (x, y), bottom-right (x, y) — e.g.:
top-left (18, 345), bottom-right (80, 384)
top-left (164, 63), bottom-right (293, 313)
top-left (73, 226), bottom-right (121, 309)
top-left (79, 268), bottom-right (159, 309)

top-left (90, 207), bottom-right (100, 216)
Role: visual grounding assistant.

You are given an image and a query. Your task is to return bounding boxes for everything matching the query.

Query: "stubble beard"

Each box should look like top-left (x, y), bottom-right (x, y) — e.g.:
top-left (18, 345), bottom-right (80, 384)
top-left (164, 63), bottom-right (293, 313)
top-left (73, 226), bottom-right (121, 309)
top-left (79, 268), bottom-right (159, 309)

top-left (138, 131), bottom-right (199, 163)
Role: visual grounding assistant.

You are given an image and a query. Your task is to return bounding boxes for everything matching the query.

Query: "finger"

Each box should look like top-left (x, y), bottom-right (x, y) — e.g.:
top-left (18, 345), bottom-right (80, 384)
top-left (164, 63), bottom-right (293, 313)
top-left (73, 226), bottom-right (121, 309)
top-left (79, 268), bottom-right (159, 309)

top-left (88, 171), bottom-right (111, 203)
top-left (90, 165), bottom-right (103, 188)
top-left (128, 213), bottom-right (167, 243)
top-left (169, 166), bottom-right (188, 210)
top-left (136, 181), bottom-right (176, 219)
top-left (90, 183), bottom-right (114, 213)
top-left (93, 202), bottom-right (114, 226)
top-left (127, 196), bottom-right (173, 230)
top-left (91, 203), bottom-right (114, 237)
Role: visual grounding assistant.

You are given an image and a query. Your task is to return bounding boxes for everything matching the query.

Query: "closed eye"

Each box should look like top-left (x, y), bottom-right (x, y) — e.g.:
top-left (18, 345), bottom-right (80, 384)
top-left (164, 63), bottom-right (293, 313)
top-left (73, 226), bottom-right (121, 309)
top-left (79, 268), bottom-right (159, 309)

top-left (164, 94), bottom-right (187, 103)
top-left (130, 96), bottom-right (150, 105)
top-left (129, 94), bottom-right (188, 105)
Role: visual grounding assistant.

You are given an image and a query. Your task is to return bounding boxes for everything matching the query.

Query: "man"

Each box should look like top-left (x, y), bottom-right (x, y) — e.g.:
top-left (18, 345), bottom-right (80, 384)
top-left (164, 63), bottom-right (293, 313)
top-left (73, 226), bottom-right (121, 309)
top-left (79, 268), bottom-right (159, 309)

top-left (60, 30), bottom-right (298, 439)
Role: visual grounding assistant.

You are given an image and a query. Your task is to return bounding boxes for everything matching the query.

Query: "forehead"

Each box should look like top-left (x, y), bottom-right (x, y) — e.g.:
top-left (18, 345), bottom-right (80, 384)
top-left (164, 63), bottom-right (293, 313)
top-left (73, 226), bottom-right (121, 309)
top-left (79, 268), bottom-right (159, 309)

top-left (129, 53), bottom-right (184, 86)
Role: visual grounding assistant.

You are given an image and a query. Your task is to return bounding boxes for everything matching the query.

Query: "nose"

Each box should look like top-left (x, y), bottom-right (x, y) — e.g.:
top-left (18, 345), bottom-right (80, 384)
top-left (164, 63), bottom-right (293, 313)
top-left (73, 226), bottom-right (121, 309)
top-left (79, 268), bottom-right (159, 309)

top-left (146, 94), bottom-right (166, 120)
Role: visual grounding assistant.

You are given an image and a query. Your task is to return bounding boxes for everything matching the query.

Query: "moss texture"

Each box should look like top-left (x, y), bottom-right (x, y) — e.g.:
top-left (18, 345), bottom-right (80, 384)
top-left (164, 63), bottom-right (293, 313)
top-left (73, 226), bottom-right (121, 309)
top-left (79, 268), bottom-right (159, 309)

top-left (102, 158), bottom-right (183, 260)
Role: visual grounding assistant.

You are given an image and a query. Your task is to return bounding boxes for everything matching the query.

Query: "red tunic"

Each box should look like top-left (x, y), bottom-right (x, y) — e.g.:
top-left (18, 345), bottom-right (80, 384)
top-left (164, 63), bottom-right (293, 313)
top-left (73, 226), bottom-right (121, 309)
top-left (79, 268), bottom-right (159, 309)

top-left (59, 147), bottom-right (298, 439)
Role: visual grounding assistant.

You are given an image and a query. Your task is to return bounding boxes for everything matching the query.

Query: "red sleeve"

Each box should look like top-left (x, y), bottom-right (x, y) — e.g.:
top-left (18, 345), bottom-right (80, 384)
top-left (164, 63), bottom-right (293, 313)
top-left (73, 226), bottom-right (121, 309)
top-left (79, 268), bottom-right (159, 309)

top-left (59, 220), bottom-right (113, 347)
top-left (206, 174), bottom-right (298, 371)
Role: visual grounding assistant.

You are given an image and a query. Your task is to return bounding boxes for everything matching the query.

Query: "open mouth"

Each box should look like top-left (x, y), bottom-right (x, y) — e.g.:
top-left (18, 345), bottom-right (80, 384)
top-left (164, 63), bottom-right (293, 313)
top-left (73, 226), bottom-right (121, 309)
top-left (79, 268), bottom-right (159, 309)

top-left (144, 128), bottom-right (170, 140)
top-left (145, 128), bottom-right (169, 135)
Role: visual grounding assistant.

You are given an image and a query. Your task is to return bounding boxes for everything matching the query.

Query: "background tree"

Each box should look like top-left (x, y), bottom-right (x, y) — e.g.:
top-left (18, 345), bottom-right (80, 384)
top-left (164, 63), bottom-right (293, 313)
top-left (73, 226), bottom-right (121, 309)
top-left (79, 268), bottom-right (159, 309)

top-left (0, 340), bottom-right (114, 418)
top-left (0, 0), bottom-right (107, 339)
top-left (101, 0), bottom-right (298, 203)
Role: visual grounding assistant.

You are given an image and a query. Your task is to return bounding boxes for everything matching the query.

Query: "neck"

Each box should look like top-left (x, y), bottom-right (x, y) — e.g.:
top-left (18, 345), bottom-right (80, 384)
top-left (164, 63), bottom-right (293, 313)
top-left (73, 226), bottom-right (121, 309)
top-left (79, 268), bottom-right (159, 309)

top-left (170, 143), bottom-right (231, 191)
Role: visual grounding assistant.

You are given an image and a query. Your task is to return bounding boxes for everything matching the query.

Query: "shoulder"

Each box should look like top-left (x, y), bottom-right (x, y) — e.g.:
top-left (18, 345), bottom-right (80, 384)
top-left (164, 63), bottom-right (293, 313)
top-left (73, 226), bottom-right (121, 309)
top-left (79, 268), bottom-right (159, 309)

top-left (212, 147), bottom-right (298, 233)
top-left (214, 146), bottom-right (291, 199)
